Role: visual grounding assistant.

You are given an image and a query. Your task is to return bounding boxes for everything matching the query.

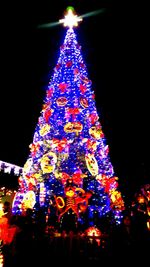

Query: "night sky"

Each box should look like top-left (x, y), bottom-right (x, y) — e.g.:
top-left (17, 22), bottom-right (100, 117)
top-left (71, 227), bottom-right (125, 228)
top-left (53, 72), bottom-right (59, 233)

top-left (0, 1), bottom-right (149, 203)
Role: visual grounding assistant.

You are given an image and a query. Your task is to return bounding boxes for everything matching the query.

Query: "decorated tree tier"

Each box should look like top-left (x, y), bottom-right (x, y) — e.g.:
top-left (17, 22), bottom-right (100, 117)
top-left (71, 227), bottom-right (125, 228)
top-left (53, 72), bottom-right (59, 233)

top-left (12, 7), bottom-right (124, 230)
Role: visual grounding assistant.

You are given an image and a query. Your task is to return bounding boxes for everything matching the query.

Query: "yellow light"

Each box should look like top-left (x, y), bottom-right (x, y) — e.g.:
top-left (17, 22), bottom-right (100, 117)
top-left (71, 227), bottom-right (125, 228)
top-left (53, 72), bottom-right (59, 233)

top-left (66, 189), bottom-right (75, 197)
top-left (22, 191), bottom-right (36, 209)
top-left (0, 203), bottom-right (4, 218)
top-left (59, 8), bottom-right (82, 28)
top-left (56, 196), bottom-right (65, 209)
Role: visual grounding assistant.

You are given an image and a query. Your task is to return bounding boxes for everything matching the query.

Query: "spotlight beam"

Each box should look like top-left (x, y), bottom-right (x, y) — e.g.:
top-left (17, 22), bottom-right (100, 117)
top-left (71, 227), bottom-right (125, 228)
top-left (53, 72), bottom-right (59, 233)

top-left (37, 8), bottom-right (106, 29)
top-left (81, 8), bottom-right (106, 19)
top-left (37, 21), bottom-right (60, 29)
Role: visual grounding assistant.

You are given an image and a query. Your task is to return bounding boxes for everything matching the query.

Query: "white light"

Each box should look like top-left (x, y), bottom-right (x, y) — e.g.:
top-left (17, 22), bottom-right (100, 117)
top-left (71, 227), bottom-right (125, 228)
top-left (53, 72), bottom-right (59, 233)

top-left (4, 166), bottom-right (11, 174)
top-left (59, 8), bottom-right (82, 29)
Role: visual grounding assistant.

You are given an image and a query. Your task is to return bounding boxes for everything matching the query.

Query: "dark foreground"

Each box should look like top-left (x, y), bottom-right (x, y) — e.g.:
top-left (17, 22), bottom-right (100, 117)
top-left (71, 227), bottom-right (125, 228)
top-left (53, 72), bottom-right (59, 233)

top-left (2, 227), bottom-right (150, 267)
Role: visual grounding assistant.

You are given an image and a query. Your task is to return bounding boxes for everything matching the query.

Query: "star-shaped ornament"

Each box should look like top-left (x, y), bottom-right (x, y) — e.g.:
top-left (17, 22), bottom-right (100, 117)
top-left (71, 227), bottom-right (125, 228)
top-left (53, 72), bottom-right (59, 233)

top-left (59, 7), bottom-right (82, 29)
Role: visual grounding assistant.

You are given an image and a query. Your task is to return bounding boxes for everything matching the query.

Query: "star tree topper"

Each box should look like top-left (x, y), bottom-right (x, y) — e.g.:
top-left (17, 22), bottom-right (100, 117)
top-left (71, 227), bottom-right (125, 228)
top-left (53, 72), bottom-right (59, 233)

top-left (59, 6), bottom-right (82, 29)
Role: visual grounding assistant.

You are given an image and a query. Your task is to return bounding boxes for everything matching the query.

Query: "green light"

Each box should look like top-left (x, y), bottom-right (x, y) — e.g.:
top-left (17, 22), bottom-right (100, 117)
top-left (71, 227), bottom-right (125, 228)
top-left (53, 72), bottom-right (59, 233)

top-left (66, 6), bottom-right (75, 12)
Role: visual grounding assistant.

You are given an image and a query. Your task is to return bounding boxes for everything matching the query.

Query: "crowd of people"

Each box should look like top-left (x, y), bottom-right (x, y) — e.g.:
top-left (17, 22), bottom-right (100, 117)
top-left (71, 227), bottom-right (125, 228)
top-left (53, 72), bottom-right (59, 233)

top-left (0, 201), bottom-right (149, 267)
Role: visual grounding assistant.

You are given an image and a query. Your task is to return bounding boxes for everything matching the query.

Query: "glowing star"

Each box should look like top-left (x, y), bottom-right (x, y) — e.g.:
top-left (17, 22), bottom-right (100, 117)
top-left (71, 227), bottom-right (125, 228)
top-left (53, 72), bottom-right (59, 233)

top-left (59, 7), bottom-right (82, 28)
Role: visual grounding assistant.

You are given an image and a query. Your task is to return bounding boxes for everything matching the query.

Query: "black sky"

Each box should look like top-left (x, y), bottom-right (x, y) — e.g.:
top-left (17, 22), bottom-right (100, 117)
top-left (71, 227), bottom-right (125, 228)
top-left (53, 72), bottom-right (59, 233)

top-left (0, 1), bottom-right (149, 202)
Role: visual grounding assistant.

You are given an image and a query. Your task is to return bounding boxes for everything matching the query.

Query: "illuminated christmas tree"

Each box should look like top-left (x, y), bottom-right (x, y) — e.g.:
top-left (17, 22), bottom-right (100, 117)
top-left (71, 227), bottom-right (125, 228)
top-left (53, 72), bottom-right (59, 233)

top-left (12, 7), bottom-right (124, 230)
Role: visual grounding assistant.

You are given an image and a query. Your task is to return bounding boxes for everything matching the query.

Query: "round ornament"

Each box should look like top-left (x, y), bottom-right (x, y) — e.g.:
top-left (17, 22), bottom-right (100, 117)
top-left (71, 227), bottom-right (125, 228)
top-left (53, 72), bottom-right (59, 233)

top-left (56, 97), bottom-right (68, 106)
top-left (80, 97), bottom-right (89, 108)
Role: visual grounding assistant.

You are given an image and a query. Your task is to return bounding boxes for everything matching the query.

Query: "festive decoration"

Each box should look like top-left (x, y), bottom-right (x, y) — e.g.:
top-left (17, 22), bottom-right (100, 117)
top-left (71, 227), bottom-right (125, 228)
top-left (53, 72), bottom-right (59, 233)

top-left (39, 182), bottom-right (46, 206)
top-left (89, 124), bottom-right (104, 139)
top-left (22, 190), bottom-right (36, 210)
top-left (0, 203), bottom-right (9, 245)
top-left (55, 179), bottom-right (92, 221)
top-left (0, 201), bottom-right (19, 251)
top-left (0, 203), bottom-right (5, 219)
top-left (0, 160), bottom-right (22, 176)
top-left (64, 122), bottom-right (83, 134)
top-left (40, 151), bottom-right (57, 174)
top-left (85, 153), bottom-right (98, 176)
top-left (59, 6), bottom-right (82, 29)
top-left (0, 243), bottom-right (4, 267)
top-left (12, 8), bottom-right (124, 229)
top-left (85, 226), bottom-right (102, 246)
top-left (56, 97), bottom-right (68, 106)
top-left (80, 97), bottom-right (89, 108)
top-left (131, 183), bottom-right (150, 230)
top-left (39, 123), bottom-right (51, 136)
